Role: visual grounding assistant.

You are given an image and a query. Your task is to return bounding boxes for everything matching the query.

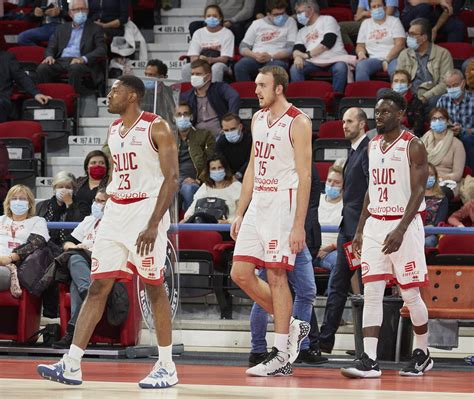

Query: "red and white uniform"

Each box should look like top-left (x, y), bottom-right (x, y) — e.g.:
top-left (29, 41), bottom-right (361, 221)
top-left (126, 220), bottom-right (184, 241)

top-left (361, 131), bottom-right (428, 288)
top-left (233, 105), bottom-right (308, 270)
top-left (91, 111), bottom-right (170, 285)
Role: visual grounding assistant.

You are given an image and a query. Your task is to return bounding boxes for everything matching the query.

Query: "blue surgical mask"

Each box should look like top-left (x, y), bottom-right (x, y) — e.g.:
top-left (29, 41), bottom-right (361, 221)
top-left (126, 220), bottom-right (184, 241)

top-left (73, 11), bottom-right (87, 25)
top-left (204, 16), bottom-right (220, 28)
top-left (447, 86), bottom-right (463, 100)
top-left (143, 79), bottom-right (156, 90)
top-left (224, 129), bottom-right (241, 143)
top-left (430, 119), bottom-right (447, 133)
top-left (426, 176), bottom-right (436, 189)
top-left (210, 169), bottom-right (226, 182)
top-left (406, 36), bottom-right (419, 50)
top-left (10, 199), bottom-right (29, 216)
top-left (325, 184), bottom-right (341, 200)
top-left (91, 201), bottom-right (104, 220)
top-left (371, 7), bottom-right (385, 21)
top-left (272, 14), bottom-right (288, 27)
top-left (392, 83), bottom-right (409, 94)
top-left (176, 116), bottom-right (192, 131)
top-left (296, 11), bottom-right (310, 26)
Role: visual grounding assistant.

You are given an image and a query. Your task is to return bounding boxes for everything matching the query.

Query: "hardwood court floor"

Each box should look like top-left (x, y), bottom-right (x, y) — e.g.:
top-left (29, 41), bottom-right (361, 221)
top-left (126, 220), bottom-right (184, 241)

top-left (0, 358), bottom-right (473, 399)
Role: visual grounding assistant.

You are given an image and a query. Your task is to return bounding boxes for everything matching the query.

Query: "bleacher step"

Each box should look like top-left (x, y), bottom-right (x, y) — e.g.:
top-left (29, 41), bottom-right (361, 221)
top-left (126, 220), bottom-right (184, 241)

top-left (161, 8), bottom-right (202, 25)
top-left (78, 117), bottom-right (115, 138)
top-left (47, 156), bottom-right (85, 177)
top-left (35, 177), bottom-right (53, 199)
top-left (153, 25), bottom-right (191, 45)
top-left (68, 136), bottom-right (105, 157)
top-left (147, 42), bottom-right (189, 60)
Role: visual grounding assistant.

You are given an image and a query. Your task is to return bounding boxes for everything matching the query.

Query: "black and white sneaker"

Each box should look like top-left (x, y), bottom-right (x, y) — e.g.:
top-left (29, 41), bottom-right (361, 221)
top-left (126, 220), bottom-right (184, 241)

top-left (246, 347), bottom-right (293, 377)
top-left (341, 352), bottom-right (382, 378)
top-left (399, 348), bottom-right (433, 376)
top-left (287, 318), bottom-right (311, 363)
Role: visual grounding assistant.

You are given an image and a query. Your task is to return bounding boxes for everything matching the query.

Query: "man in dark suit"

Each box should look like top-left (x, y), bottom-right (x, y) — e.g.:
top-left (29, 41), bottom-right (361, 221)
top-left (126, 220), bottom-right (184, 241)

top-left (36, 0), bottom-right (107, 95)
top-left (319, 107), bottom-right (370, 353)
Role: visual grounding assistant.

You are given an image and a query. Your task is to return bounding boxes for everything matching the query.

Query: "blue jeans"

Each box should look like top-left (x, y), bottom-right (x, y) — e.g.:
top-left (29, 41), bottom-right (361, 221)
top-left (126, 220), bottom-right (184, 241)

top-left (67, 254), bottom-right (91, 326)
top-left (290, 61), bottom-right (348, 93)
top-left (425, 235), bottom-right (438, 247)
top-left (355, 58), bottom-right (397, 81)
top-left (18, 23), bottom-right (59, 46)
top-left (250, 246), bottom-right (317, 353)
top-left (234, 56), bottom-right (289, 82)
top-left (180, 181), bottom-right (199, 211)
top-left (319, 249), bottom-right (337, 296)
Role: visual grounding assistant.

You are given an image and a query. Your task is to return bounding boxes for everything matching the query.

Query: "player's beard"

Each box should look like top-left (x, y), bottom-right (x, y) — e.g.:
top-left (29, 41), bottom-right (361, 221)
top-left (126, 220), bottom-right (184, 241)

top-left (376, 124), bottom-right (386, 134)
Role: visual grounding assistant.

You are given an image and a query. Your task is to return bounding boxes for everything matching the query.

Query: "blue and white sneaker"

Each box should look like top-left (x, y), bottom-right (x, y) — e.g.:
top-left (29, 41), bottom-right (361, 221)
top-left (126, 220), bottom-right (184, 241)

top-left (139, 361), bottom-right (178, 389)
top-left (37, 354), bottom-right (82, 385)
top-left (287, 318), bottom-right (311, 364)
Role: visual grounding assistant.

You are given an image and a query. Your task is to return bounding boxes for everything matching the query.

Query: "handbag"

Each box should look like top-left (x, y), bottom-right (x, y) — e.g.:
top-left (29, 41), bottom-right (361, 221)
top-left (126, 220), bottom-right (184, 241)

top-left (194, 197), bottom-right (229, 221)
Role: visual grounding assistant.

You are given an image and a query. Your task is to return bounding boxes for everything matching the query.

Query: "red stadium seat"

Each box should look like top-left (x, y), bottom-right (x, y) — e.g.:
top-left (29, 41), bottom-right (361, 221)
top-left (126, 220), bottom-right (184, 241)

top-left (287, 80), bottom-right (335, 111)
top-left (463, 166), bottom-right (473, 177)
top-left (230, 81), bottom-right (257, 98)
top-left (320, 7), bottom-right (354, 22)
top-left (344, 81), bottom-right (391, 97)
top-left (315, 161), bottom-right (332, 184)
top-left (36, 83), bottom-right (77, 117)
top-left (0, 120), bottom-right (46, 154)
top-left (318, 120), bottom-right (345, 139)
top-left (172, 82), bottom-right (192, 95)
top-left (437, 235), bottom-right (474, 255)
top-left (7, 45), bottom-right (45, 64)
top-left (438, 42), bottom-right (474, 69)
top-left (459, 10), bottom-right (474, 42)
top-left (0, 20), bottom-right (38, 48)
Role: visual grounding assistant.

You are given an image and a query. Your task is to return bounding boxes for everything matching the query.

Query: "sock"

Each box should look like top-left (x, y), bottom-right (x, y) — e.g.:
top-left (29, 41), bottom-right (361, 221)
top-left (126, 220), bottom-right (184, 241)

top-left (158, 344), bottom-right (173, 364)
top-left (68, 344), bottom-right (84, 362)
top-left (363, 337), bottom-right (378, 360)
top-left (414, 332), bottom-right (428, 353)
top-left (274, 333), bottom-right (288, 353)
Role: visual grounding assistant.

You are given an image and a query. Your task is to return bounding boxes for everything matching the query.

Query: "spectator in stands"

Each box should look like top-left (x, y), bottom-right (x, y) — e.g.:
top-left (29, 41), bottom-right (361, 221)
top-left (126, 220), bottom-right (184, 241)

top-left (0, 141), bottom-right (8, 215)
top-left (424, 162), bottom-right (448, 247)
top-left (448, 186), bottom-right (474, 227)
top-left (0, 185), bottom-right (49, 298)
top-left (355, 0), bottom-right (405, 81)
top-left (175, 102), bottom-right (215, 211)
top-left (421, 107), bottom-right (466, 199)
top-left (400, 0), bottom-right (465, 42)
top-left (51, 188), bottom-right (108, 348)
top-left (466, 59), bottom-right (474, 90)
top-left (74, 150), bottom-right (109, 210)
top-left (317, 164), bottom-right (343, 295)
top-left (234, 0), bottom-right (297, 82)
top-left (290, 0), bottom-right (349, 94)
top-left (36, 171), bottom-right (89, 246)
top-left (142, 59), bottom-right (176, 127)
top-left (0, 50), bottom-right (51, 123)
top-left (390, 69), bottom-right (425, 137)
top-left (339, 0), bottom-right (399, 47)
top-left (36, 0), bottom-right (107, 96)
top-left (180, 59), bottom-right (240, 137)
top-left (189, 0), bottom-right (255, 45)
top-left (215, 113), bottom-right (252, 182)
top-left (18, 1), bottom-right (69, 46)
top-left (437, 69), bottom-right (474, 171)
top-left (181, 5), bottom-right (235, 83)
top-left (182, 155), bottom-right (242, 223)
top-left (88, 0), bottom-right (130, 39)
top-left (396, 18), bottom-right (453, 110)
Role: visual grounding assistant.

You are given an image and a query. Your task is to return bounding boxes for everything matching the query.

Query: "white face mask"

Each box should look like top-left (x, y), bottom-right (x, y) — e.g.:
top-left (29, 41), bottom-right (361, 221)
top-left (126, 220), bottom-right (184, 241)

top-left (191, 75), bottom-right (207, 89)
top-left (55, 188), bottom-right (73, 203)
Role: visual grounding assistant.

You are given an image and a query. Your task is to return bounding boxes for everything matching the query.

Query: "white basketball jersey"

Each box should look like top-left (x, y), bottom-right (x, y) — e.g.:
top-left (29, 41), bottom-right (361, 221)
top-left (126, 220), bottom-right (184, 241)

top-left (252, 105), bottom-right (308, 192)
top-left (367, 130), bottom-right (425, 217)
top-left (107, 111), bottom-right (164, 200)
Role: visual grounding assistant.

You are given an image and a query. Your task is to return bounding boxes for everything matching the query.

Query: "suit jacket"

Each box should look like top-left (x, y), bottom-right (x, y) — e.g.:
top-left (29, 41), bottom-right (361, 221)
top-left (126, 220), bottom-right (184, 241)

top-left (45, 20), bottom-right (107, 85)
top-left (340, 136), bottom-right (370, 238)
top-left (0, 51), bottom-right (39, 101)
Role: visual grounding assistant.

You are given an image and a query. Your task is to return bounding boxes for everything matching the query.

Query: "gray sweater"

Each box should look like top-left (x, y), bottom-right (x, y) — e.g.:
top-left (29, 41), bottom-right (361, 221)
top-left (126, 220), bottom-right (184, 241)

top-left (206, 0), bottom-right (255, 23)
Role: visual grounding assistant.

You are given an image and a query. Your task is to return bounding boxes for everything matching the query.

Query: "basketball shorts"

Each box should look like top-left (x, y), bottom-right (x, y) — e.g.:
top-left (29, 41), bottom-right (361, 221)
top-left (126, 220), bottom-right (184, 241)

top-left (360, 214), bottom-right (428, 289)
top-left (233, 189), bottom-right (297, 270)
top-left (91, 197), bottom-right (170, 285)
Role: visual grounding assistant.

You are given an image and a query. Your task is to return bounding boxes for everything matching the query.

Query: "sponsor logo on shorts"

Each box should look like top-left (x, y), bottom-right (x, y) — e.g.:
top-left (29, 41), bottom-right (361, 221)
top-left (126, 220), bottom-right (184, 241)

top-left (91, 257), bottom-right (100, 273)
top-left (268, 240), bottom-right (278, 250)
top-left (361, 262), bottom-right (370, 276)
top-left (404, 261), bottom-right (416, 273)
top-left (402, 261), bottom-right (420, 279)
top-left (142, 257), bottom-right (155, 268)
top-left (282, 256), bottom-right (288, 264)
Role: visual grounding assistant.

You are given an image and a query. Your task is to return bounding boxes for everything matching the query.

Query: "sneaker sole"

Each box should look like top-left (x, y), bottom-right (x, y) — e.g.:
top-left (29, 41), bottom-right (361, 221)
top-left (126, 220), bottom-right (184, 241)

top-left (340, 367), bottom-right (382, 379)
top-left (245, 370), bottom-right (294, 377)
top-left (37, 367), bottom-right (82, 385)
top-left (138, 379), bottom-right (178, 389)
top-left (399, 359), bottom-right (434, 377)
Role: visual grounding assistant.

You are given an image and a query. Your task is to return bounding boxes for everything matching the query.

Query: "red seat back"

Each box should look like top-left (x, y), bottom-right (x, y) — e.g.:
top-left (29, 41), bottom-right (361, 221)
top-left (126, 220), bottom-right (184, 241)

top-left (36, 83), bottom-right (76, 116)
top-left (315, 161), bottom-right (332, 183)
top-left (320, 7), bottom-right (354, 22)
top-left (287, 81), bottom-right (333, 98)
top-left (438, 42), bottom-right (474, 60)
top-left (437, 234), bottom-right (474, 255)
top-left (7, 45), bottom-right (45, 64)
top-left (318, 120), bottom-right (345, 139)
top-left (178, 230), bottom-right (223, 252)
top-left (230, 81), bottom-right (257, 98)
top-left (344, 81), bottom-right (391, 97)
top-left (0, 121), bottom-right (45, 153)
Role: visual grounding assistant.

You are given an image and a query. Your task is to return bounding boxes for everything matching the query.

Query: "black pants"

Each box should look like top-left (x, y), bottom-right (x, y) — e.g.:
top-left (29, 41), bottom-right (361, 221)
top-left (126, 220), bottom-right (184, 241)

top-left (0, 97), bottom-right (12, 123)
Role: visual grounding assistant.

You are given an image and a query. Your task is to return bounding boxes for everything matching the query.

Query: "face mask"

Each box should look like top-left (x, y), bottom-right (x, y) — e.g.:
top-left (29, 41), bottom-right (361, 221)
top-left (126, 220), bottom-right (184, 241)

top-left (10, 200), bottom-right (29, 216)
top-left (210, 169), bottom-right (226, 182)
top-left (272, 14), bottom-right (288, 27)
top-left (176, 116), bottom-right (192, 131)
top-left (55, 188), bottom-right (73, 203)
top-left (89, 164), bottom-right (107, 180)
top-left (73, 11), bottom-right (87, 25)
top-left (447, 86), bottom-right (463, 100)
top-left (91, 201), bottom-right (104, 220)
top-left (191, 75), bottom-right (208, 89)
top-left (296, 11), bottom-right (310, 26)
top-left (371, 7), bottom-right (385, 21)
top-left (143, 79), bottom-right (157, 90)
top-left (224, 129), bottom-right (241, 143)
top-left (426, 176), bottom-right (436, 189)
top-left (406, 36), bottom-right (419, 50)
top-left (392, 82), bottom-right (409, 94)
top-left (204, 16), bottom-right (220, 28)
top-left (430, 120), bottom-right (447, 133)
top-left (325, 184), bottom-right (341, 200)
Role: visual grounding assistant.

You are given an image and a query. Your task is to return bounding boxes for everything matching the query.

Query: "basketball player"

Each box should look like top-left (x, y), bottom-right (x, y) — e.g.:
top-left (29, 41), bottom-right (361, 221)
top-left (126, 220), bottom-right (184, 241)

top-left (230, 66), bottom-right (313, 377)
top-left (37, 75), bottom-right (180, 389)
top-left (341, 91), bottom-right (432, 378)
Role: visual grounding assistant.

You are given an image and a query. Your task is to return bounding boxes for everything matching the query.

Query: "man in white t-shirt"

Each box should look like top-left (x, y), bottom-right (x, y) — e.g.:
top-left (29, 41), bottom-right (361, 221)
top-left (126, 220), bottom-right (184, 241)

top-left (234, 0), bottom-right (297, 82)
top-left (290, 0), bottom-right (349, 93)
top-left (355, 0), bottom-right (405, 81)
top-left (181, 5), bottom-right (235, 82)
